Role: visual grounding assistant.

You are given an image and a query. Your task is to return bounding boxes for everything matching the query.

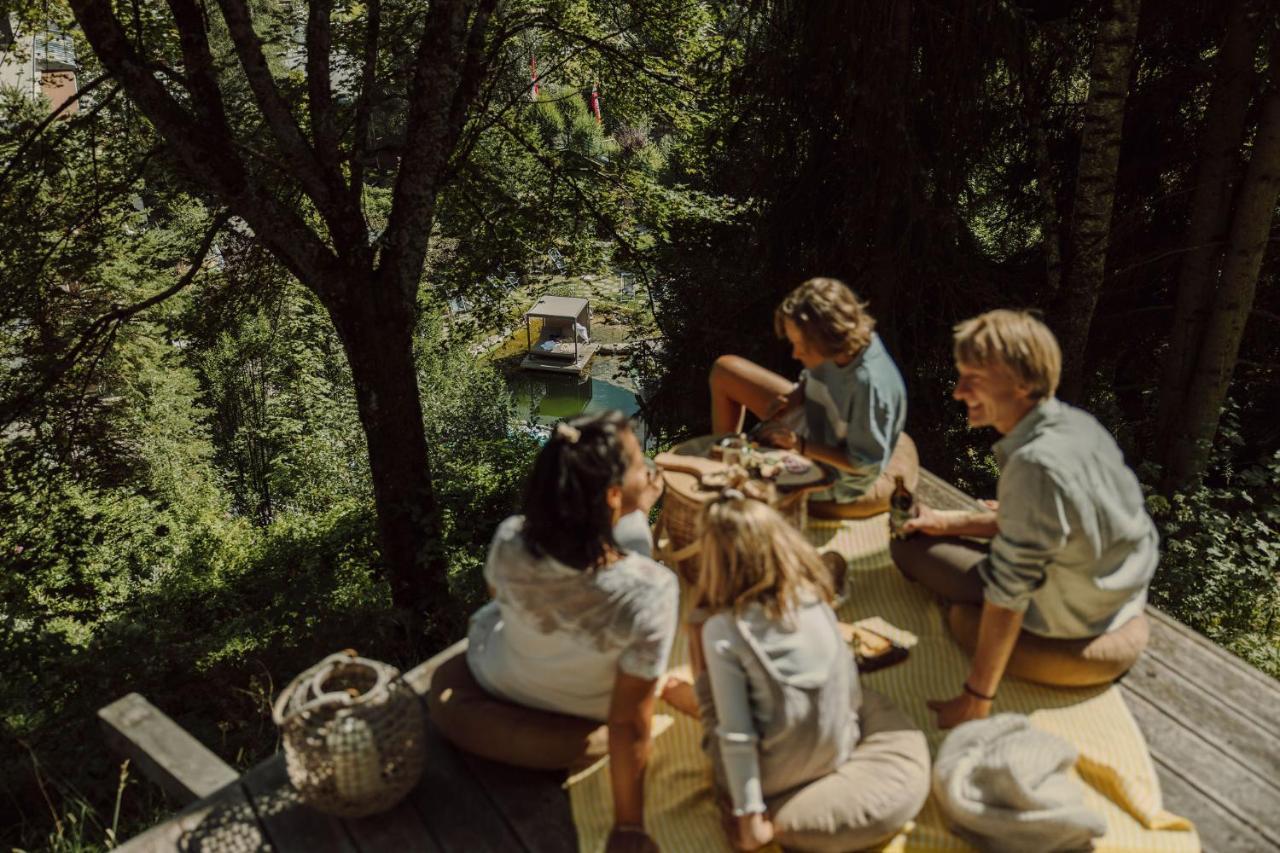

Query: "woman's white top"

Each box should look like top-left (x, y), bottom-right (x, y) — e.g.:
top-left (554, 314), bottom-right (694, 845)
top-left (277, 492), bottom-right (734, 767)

top-left (467, 515), bottom-right (679, 721)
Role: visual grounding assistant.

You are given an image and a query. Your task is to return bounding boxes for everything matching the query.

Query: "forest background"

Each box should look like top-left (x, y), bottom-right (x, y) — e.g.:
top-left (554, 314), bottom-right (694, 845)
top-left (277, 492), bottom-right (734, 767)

top-left (2, 0), bottom-right (1278, 848)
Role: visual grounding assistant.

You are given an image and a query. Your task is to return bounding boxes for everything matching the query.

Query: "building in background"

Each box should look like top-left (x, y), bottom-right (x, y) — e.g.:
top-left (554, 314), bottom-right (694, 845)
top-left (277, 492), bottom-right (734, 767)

top-left (1, 14), bottom-right (79, 114)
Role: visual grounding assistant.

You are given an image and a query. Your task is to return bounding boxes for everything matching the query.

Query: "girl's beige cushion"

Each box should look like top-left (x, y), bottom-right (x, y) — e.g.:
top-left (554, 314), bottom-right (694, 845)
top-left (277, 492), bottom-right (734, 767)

top-left (768, 689), bottom-right (931, 852)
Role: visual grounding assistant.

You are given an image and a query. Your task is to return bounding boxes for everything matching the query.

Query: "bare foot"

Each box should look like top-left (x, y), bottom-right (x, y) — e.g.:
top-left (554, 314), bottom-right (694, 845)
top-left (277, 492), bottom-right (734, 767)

top-left (660, 676), bottom-right (700, 717)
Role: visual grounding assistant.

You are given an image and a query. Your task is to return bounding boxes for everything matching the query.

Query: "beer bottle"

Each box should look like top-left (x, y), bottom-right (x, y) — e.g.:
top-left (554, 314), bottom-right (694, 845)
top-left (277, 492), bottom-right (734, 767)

top-left (889, 475), bottom-right (914, 539)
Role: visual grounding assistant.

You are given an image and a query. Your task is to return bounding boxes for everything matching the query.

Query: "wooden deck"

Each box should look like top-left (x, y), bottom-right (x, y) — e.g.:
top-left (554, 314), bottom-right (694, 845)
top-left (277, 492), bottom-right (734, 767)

top-left (115, 640), bottom-right (575, 852)
top-left (117, 471), bottom-right (1280, 852)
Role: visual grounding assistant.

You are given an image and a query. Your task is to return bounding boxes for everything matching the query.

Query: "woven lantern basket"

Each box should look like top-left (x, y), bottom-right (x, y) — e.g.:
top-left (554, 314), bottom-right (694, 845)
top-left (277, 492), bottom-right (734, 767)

top-left (272, 650), bottom-right (426, 818)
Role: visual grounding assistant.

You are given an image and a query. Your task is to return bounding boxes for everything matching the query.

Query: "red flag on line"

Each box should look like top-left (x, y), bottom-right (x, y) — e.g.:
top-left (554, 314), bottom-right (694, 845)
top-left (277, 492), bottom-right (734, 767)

top-left (589, 81), bottom-right (602, 123)
top-left (530, 55), bottom-right (539, 100)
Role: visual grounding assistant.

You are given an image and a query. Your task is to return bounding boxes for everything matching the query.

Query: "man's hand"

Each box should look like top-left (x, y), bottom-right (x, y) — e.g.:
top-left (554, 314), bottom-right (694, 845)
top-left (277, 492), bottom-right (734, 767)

top-left (900, 502), bottom-right (949, 536)
top-left (926, 692), bottom-right (992, 729)
top-left (637, 462), bottom-right (664, 513)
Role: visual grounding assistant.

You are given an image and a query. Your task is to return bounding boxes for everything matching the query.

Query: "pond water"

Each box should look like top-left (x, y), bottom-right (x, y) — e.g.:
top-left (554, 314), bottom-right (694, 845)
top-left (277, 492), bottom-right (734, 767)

top-left (506, 355), bottom-right (650, 443)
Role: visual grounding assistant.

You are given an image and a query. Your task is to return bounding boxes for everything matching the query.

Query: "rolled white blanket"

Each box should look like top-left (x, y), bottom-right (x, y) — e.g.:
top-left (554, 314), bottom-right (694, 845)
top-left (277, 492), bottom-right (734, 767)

top-left (933, 713), bottom-right (1105, 852)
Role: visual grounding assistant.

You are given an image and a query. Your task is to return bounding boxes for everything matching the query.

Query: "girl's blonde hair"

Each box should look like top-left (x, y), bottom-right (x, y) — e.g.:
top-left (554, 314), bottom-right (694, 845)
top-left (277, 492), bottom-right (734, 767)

top-left (773, 277), bottom-right (875, 359)
top-left (695, 495), bottom-right (833, 620)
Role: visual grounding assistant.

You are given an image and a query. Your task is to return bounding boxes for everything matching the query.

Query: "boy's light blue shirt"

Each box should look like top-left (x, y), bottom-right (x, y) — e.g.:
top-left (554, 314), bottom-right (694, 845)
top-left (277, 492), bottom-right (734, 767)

top-left (978, 398), bottom-right (1158, 638)
top-left (800, 333), bottom-right (907, 501)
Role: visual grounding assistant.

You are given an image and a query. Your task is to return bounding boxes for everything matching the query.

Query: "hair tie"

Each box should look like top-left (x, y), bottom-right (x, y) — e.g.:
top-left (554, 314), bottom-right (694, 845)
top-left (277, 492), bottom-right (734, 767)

top-left (721, 487), bottom-right (745, 501)
top-left (555, 422), bottom-right (581, 444)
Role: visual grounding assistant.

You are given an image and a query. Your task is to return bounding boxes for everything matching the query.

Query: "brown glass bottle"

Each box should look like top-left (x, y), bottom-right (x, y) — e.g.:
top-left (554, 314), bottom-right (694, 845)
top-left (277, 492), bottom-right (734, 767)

top-left (889, 475), bottom-right (914, 539)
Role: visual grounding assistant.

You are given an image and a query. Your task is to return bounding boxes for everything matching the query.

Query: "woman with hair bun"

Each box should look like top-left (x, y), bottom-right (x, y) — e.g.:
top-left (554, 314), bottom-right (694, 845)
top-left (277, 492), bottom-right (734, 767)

top-left (429, 410), bottom-right (674, 852)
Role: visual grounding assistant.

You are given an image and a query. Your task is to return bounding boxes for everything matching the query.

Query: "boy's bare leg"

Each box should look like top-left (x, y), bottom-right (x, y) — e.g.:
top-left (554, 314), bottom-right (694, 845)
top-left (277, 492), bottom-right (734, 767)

top-left (709, 355), bottom-right (795, 435)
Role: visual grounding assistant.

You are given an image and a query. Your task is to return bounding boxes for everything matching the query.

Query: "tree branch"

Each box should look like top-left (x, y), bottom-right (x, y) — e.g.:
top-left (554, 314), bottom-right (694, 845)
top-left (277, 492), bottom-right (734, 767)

top-left (165, 0), bottom-right (232, 131)
top-left (535, 19), bottom-right (699, 95)
top-left (212, 0), bottom-right (348, 225)
top-left (349, 0), bottom-right (381, 208)
top-left (382, 0), bottom-right (498, 299)
top-left (306, 0), bottom-right (339, 166)
top-left (70, 0), bottom-right (348, 301)
top-left (0, 74), bottom-right (113, 196)
top-left (1, 211), bottom-right (231, 430)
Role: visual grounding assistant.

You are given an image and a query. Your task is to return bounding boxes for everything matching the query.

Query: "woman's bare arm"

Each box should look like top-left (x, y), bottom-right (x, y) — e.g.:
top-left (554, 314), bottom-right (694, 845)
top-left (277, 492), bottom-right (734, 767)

top-left (607, 671), bottom-right (659, 832)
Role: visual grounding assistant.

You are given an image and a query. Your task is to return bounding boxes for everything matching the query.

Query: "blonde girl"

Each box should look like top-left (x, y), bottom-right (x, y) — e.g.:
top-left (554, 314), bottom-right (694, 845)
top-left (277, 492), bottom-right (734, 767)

top-left (686, 493), bottom-right (929, 852)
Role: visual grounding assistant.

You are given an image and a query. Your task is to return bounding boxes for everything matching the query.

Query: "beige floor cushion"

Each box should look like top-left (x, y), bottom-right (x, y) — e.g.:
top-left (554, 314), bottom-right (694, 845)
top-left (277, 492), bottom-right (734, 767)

top-left (948, 605), bottom-right (1150, 688)
top-left (426, 646), bottom-right (606, 770)
top-left (768, 689), bottom-right (932, 852)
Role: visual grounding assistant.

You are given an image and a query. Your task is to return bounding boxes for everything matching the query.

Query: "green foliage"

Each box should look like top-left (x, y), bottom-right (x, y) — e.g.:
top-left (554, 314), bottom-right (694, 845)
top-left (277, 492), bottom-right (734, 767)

top-left (414, 314), bottom-right (539, 611)
top-left (1145, 450), bottom-right (1280, 678)
top-left (0, 310), bottom-right (533, 845)
top-left (197, 285), bottom-right (371, 524)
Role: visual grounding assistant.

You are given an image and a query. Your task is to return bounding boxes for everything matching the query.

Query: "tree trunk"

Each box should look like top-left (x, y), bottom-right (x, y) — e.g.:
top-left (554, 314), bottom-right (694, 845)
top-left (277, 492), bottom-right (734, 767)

top-left (1155, 0), bottom-right (1261, 459)
top-left (1053, 0), bottom-right (1142, 401)
top-left (1019, 27), bottom-right (1066, 298)
top-left (332, 282), bottom-right (453, 644)
top-left (1165, 35), bottom-right (1280, 491)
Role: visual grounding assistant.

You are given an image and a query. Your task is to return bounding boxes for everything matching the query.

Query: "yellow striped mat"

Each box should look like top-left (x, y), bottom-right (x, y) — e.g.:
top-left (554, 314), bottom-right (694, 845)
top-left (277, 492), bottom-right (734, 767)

top-left (567, 516), bottom-right (1198, 852)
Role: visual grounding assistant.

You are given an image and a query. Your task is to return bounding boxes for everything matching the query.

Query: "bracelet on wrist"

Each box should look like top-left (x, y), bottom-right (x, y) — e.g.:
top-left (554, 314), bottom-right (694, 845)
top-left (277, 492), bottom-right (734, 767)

top-left (963, 682), bottom-right (996, 702)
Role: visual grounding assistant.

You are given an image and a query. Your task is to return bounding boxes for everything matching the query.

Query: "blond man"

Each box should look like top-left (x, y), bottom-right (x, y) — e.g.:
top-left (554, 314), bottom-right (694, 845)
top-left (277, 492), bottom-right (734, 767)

top-left (891, 310), bottom-right (1157, 729)
top-left (709, 277), bottom-right (907, 507)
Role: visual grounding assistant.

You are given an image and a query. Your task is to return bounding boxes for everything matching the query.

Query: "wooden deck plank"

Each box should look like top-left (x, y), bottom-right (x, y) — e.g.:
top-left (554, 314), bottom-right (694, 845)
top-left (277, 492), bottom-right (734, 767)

top-left (1123, 688), bottom-right (1280, 849)
top-left (404, 719), bottom-right (528, 851)
top-left (98, 693), bottom-right (239, 806)
top-left (112, 778), bottom-right (264, 853)
top-left (404, 639), bottom-right (573, 851)
top-left (1122, 654), bottom-right (1280, 788)
top-left (1143, 611), bottom-right (1280, 737)
top-left (458, 750), bottom-right (578, 853)
top-left (1139, 755), bottom-right (1273, 853)
top-left (343, 800), bottom-right (442, 853)
top-left (240, 758), bottom-right (358, 853)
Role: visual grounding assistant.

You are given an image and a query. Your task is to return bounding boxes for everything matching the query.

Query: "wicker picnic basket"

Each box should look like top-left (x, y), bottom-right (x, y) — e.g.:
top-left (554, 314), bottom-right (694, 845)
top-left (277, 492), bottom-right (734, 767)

top-left (655, 437), bottom-right (808, 582)
top-left (272, 650), bottom-right (426, 818)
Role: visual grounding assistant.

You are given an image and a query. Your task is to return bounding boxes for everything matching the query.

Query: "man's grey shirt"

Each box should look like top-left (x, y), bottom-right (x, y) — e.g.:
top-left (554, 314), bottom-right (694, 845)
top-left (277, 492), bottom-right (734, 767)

top-left (979, 398), bottom-right (1158, 638)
